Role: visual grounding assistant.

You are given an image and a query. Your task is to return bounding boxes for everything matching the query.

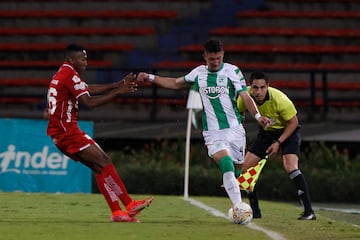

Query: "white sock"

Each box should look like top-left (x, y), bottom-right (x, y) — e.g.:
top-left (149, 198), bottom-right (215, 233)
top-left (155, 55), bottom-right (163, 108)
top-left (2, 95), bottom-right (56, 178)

top-left (223, 171), bottom-right (242, 205)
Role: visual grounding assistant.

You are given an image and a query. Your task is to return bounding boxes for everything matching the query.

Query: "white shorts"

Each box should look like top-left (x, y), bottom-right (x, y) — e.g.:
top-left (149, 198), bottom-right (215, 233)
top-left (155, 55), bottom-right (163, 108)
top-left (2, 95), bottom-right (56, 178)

top-left (202, 125), bottom-right (246, 164)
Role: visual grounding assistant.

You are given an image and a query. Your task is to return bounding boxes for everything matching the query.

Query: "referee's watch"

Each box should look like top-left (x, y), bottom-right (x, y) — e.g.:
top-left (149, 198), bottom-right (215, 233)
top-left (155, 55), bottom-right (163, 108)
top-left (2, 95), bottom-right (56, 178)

top-left (274, 139), bottom-right (282, 145)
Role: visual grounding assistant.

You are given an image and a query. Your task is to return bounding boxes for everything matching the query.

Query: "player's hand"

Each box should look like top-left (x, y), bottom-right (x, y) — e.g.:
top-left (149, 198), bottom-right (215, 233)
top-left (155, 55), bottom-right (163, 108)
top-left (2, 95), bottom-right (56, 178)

top-left (123, 72), bottom-right (137, 83)
top-left (136, 72), bottom-right (151, 82)
top-left (266, 141), bottom-right (280, 156)
top-left (117, 73), bottom-right (138, 94)
top-left (258, 116), bottom-right (272, 128)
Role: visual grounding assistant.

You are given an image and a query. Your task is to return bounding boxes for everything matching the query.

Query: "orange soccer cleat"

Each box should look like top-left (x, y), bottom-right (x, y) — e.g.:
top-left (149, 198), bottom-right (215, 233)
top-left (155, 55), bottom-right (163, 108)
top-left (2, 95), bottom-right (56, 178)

top-left (126, 196), bottom-right (154, 217)
top-left (111, 210), bottom-right (139, 223)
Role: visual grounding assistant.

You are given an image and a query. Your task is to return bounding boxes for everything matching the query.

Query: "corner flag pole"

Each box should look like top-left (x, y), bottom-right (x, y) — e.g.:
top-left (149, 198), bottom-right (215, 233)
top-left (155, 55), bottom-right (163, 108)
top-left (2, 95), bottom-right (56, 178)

top-left (184, 108), bottom-right (192, 199)
top-left (184, 89), bottom-right (202, 199)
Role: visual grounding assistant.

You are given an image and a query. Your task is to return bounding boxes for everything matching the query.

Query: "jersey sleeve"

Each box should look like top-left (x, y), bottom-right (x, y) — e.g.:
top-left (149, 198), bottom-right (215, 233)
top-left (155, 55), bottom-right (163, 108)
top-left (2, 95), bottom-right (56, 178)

top-left (237, 91), bottom-right (247, 112)
top-left (277, 93), bottom-right (297, 121)
top-left (184, 66), bottom-right (202, 84)
top-left (231, 66), bottom-right (247, 94)
top-left (63, 70), bottom-right (89, 99)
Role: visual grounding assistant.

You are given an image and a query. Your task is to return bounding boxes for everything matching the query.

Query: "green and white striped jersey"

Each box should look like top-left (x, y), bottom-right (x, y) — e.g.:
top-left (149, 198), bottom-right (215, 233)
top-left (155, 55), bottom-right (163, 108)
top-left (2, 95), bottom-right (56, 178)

top-left (184, 62), bottom-right (247, 131)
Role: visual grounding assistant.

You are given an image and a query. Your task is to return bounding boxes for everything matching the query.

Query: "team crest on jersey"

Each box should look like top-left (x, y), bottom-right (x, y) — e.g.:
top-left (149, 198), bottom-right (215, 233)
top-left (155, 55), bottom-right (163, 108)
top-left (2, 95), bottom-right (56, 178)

top-left (217, 75), bottom-right (227, 86)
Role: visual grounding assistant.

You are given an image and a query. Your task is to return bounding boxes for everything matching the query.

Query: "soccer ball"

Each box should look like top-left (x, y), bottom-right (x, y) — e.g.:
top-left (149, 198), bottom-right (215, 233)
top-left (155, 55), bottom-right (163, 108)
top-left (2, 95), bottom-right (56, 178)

top-left (228, 202), bottom-right (253, 225)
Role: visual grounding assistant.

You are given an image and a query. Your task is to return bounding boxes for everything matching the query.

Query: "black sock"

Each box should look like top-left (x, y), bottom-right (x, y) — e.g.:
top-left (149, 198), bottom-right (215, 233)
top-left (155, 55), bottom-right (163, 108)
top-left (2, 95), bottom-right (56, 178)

top-left (248, 187), bottom-right (261, 217)
top-left (289, 169), bottom-right (313, 214)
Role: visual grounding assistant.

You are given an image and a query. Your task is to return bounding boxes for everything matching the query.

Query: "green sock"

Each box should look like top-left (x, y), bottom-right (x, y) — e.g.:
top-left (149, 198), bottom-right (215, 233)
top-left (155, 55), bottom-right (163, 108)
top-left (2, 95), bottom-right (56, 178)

top-left (235, 169), bottom-right (243, 178)
top-left (219, 156), bottom-right (235, 174)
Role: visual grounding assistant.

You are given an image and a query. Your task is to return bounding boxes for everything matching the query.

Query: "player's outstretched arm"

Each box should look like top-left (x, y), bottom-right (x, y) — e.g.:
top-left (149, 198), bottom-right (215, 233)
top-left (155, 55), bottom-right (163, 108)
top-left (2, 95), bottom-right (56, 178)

top-left (88, 73), bottom-right (137, 95)
top-left (79, 73), bottom-right (137, 108)
top-left (137, 72), bottom-right (187, 90)
top-left (239, 91), bottom-right (271, 127)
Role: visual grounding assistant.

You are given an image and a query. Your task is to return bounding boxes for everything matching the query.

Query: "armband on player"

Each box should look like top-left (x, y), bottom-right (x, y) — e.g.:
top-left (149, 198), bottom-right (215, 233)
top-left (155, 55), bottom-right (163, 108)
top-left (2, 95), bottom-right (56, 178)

top-left (254, 113), bottom-right (261, 121)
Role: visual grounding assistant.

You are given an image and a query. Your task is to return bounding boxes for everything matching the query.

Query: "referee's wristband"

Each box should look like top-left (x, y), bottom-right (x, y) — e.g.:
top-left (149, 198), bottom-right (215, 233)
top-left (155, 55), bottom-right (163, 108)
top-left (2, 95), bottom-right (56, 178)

top-left (148, 74), bottom-right (155, 82)
top-left (254, 113), bottom-right (261, 121)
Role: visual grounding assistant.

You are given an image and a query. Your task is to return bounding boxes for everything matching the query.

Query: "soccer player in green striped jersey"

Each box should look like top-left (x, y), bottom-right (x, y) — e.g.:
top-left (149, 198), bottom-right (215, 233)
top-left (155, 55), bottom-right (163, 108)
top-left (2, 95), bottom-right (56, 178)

top-left (137, 39), bottom-right (270, 209)
top-left (237, 71), bottom-right (316, 220)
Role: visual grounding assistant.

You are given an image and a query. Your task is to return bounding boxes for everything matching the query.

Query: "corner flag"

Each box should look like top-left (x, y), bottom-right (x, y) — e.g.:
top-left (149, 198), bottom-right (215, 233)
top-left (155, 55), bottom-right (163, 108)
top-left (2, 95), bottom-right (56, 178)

top-left (237, 157), bottom-right (267, 192)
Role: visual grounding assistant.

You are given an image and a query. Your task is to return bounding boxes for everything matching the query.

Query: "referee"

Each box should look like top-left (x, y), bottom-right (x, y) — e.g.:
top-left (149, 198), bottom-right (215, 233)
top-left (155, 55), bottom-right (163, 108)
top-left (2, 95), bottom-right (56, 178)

top-left (237, 71), bottom-right (316, 220)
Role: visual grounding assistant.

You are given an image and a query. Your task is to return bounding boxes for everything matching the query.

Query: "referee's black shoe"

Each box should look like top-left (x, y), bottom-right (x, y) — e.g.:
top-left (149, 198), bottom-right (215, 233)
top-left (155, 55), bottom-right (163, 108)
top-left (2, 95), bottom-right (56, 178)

top-left (298, 211), bottom-right (316, 220)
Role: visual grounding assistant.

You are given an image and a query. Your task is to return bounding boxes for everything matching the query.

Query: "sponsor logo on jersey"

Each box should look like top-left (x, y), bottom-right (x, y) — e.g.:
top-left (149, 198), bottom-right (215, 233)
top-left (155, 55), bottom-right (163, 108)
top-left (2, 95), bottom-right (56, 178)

top-left (199, 86), bottom-right (229, 99)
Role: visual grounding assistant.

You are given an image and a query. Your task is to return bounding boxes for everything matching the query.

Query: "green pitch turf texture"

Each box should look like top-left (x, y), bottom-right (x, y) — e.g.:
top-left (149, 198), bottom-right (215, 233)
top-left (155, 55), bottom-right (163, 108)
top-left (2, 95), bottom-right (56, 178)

top-left (0, 193), bottom-right (359, 240)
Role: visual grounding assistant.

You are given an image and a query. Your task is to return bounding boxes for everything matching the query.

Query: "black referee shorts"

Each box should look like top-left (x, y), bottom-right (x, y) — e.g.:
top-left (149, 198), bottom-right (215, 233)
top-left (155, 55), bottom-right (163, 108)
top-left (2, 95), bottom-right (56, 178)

top-left (248, 126), bottom-right (301, 158)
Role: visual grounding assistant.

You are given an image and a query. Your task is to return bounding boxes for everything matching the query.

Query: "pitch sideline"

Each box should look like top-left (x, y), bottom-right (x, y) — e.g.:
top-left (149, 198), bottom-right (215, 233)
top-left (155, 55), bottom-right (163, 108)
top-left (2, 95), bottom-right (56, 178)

top-left (184, 197), bottom-right (286, 240)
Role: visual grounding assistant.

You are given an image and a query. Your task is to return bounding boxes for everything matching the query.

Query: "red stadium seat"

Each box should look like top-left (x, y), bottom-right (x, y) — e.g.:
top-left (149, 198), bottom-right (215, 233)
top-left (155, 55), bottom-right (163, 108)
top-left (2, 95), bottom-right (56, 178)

top-left (0, 43), bottom-right (133, 51)
top-left (237, 10), bottom-right (360, 19)
top-left (0, 79), bottom-right (49, 86)
top-left (0, 60), bottom-right (113, 67)
top-left (0, 97), bottom-right (44, 104)
top-left (0, 10), bottom-right (177, 19)
top-left (152, 60), bottom-right (360, 71)
top-left (0, 27), bottom-right (155, 36)
top-left (209, 27), bottom-right (360, 38)
top-left (178, 44), bottom-right (360, 54)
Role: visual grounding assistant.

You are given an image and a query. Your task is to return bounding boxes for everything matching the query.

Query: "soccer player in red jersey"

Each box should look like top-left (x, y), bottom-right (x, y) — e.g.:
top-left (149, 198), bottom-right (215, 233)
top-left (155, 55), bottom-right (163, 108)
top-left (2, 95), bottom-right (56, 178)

top-left (46, 44), bottom-right (153, 222)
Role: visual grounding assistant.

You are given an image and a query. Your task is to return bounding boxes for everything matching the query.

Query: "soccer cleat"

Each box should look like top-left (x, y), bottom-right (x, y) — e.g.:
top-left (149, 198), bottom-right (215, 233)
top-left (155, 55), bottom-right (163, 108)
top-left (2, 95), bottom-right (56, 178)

top-left (248, 190), bottom-right (262, 218)
top-left (126, 196), bottom-right (154, 217)
top-left (111, 210), bottom-right (139, 223)
top-left (252, 210), bottom-right (262, 219)
top-left (238, 158), bottom-right (267, 192)
top-left (298, 211), bottom-right (316, 220)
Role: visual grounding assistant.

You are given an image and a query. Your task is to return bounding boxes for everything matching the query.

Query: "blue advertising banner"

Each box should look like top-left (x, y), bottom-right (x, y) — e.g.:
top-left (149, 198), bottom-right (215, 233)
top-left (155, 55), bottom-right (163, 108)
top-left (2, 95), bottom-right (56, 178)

top-left (0, 118), bottom-right (93, 193)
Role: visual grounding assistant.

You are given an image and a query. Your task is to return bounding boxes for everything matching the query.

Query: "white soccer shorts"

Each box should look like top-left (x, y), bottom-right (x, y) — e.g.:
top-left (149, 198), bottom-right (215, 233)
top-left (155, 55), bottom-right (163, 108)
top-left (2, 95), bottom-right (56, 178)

top-left (202, 124), bottom-right (246, 164)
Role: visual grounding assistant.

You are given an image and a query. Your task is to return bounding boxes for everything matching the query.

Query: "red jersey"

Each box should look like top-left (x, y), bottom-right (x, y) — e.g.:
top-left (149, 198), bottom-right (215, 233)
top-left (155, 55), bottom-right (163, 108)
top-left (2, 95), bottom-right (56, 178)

top-left (46, 62), bottom-right (89, 136)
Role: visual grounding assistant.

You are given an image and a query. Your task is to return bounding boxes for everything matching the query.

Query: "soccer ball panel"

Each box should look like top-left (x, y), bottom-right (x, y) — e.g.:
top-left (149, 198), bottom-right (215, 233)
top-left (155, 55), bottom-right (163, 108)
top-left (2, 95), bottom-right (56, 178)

top-left (228, 202), bottom-right (253, 225)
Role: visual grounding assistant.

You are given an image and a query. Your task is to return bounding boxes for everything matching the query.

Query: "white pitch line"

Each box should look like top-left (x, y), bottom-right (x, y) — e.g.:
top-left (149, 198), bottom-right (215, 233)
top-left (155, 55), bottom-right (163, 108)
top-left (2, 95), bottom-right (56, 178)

top-left (313, 206), bottom-right (360, 228)
top-left (184, 197), bottom-right (286, 240)
top-left (313, 206), bottom-right (360, 214)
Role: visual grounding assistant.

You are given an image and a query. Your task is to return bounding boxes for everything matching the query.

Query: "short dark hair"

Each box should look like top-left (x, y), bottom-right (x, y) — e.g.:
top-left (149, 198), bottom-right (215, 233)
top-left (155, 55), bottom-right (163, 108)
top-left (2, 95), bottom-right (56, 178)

top-left (203, 39), bottom-right (223, 53)
top-left (65, 44), bottom-right (85, 58)
top-left (249, 71), bottom-right (269, 85)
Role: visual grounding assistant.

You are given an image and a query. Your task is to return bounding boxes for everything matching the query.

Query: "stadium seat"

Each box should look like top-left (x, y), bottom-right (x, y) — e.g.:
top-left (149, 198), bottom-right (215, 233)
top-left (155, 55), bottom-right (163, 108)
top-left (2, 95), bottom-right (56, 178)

top-left (270, 80), bottom-right (360, 90)
top-left (0, 10), bottom-right (177, 19)
top-left (178, 44), bottom-right (360, 54)
top-left (152, 60), bottom-right (360, 71)
top-left (0, 43), bottom-right (133, 51)
top-left (237, 10), bottom-right (360, 19)
top-left (0, 97), bottom-right (44, 104)
top-left (0, 60), bottom-right (113, 67)
top-left (209, 27), bottom-right (360, 38)
top-left (0, 79), bottom-right (49, 86)
top-left (0, 27), bottom-right (156, 36)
